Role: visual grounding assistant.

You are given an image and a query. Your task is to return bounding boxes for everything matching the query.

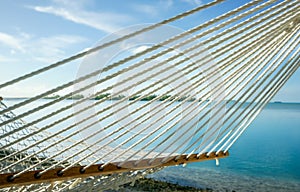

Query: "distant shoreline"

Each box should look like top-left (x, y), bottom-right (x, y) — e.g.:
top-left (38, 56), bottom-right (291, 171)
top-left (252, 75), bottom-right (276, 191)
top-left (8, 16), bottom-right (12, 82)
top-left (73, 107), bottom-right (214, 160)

top-left (2, 97), bottom-right (300, 104)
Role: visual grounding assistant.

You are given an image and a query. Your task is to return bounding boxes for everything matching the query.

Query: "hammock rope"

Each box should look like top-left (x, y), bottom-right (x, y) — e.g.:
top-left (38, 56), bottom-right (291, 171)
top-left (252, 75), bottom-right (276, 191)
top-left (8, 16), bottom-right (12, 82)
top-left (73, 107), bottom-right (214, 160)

top-left (0, 0), bottom-right (299, 190)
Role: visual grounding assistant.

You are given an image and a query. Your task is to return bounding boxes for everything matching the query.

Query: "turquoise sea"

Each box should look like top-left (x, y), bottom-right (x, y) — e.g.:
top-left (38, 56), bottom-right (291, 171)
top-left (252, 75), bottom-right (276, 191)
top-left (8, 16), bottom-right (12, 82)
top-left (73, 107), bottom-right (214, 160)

top-left (149, 102), bottom-right (300, 191)
top-left (2, 100), bottom-right (300, 191)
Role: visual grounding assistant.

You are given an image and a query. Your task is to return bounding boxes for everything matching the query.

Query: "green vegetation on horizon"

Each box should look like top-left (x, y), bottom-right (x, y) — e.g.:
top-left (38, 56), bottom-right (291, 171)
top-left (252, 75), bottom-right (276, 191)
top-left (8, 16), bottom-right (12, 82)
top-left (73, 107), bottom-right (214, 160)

top-left (41, 93), bottom-right (203, 102)
top-left (43, 95), bottom-right (60, 99)
top-left (95, 93), bottom-right (199, 102)
top-left (67, 94), bottom-right (84, 100)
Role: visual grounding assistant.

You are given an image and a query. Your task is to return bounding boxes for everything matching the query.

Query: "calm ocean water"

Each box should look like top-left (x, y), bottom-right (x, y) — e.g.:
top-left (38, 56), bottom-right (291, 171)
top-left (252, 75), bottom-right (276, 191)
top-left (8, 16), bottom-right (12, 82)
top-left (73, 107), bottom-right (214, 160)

top-left (150, 102), bottom-right (300, 191)
top-left (2, 99), bottom-right (300, 191)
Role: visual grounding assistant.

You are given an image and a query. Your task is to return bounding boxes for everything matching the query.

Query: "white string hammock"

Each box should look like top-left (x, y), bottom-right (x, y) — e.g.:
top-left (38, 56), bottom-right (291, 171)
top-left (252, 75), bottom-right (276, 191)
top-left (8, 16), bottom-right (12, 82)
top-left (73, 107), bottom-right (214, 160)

top-left (0, 0), bottom-right (299, 191)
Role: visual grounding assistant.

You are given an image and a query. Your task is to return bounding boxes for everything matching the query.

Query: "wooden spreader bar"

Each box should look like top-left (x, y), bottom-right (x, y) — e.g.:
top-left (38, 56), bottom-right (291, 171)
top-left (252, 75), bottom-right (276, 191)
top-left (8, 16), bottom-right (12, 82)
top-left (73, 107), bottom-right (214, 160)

top-left (0, 151), bottom-right (229, 188)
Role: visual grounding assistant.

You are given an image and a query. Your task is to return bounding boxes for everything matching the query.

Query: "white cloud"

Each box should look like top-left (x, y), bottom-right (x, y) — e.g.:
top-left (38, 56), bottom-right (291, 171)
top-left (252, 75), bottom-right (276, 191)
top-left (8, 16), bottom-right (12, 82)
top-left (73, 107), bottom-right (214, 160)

top-left (30, 35), bottom-right (87, 63)
top-left (133, 1), bottom-right (174, 16)
top-left (31, 3), bottom-right (134, 34)
top-left (160, 0), bottom-right (173, 9)
top-left (10, 49), bottom-right (16, 55)
top-left (0, 32), bottom-right (24, 52)
top-left (0, 54), bottom-right (18, 63)
top-left (131, 45), bottom-right (150, 54)
top-left (0, 31), bottom-right (87, 64)
top-left (181, 0), bottom-right (203, 6)
top-left (133, 4), bottom-right (159, 17)
top-left (0, 32), bottom-right (87, 97)
top-left (0, 83), bottom-right (48, 98)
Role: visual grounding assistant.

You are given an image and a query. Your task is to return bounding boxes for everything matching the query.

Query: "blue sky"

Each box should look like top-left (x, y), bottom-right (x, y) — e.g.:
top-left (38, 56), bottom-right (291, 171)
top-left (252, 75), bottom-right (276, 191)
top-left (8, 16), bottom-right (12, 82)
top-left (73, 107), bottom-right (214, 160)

top-left (0, 0), bottom-right (299, 102)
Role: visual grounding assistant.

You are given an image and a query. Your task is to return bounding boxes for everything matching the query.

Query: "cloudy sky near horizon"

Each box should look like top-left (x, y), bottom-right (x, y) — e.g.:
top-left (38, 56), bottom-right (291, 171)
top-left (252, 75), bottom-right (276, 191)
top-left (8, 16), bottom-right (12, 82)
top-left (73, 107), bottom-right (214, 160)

top-left (0, 0), bottom-right (299, 102)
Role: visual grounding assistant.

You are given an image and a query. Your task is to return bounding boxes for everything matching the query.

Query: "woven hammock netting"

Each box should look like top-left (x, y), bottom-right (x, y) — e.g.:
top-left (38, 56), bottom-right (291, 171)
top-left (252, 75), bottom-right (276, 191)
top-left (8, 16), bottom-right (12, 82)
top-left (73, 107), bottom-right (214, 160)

top-left (0, 0), bottom-right (299, 191)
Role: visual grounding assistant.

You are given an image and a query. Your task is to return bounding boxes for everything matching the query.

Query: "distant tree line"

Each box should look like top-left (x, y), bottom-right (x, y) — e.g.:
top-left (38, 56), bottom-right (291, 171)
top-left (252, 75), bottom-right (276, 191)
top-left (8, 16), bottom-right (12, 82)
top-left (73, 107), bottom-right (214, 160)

top-left (44, 93), bottom-right (201, 102)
